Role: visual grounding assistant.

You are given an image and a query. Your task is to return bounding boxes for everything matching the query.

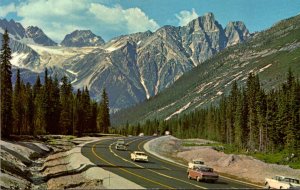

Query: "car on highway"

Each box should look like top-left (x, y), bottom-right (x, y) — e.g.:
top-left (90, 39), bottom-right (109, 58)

top-left (130, 151), bottom-right (148, 162)
top-left (115, 139), bottom-right (127, 151)
top-left (187, 166), bottom-right (219, 183)
top-left (138, 133), bottom-right (144, 136)
top-left (265, 175), bottom-right (300, 189)
top-left (188, 159), bottom-right (206, 170)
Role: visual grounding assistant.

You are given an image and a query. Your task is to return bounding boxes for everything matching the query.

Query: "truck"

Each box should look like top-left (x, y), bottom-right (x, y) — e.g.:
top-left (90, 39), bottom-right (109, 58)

top-left (265, 175), bottom-right (300, 189)
top-left (187, 166), bottom-right (219, 183)
top-left (188, 159), bottom-right (206, 170)
top-left (115, 139), bottom-right (127, 151)
top-left (130, 151), bottom-right (148, 162)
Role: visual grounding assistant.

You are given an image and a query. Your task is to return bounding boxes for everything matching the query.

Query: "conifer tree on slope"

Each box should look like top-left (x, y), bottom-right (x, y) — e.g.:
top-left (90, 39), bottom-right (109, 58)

top-left (0, 29), bottom-right (13, 138)
top-left (97, 88), bottom-right (110, 133)
top-left (13, 69), bottom-right (23, 134)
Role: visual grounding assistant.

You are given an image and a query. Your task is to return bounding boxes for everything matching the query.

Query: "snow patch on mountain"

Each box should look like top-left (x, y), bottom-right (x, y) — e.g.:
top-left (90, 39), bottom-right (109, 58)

top-left (11, 52), bottom-right (29, 67)
top-left (141, 76), bottom-right (150, 99)
top-left (197, 82), bottom-right (213, 93)
top-left (165, 102), bottom-right (192, 120)
top-left (259, 64), bottom-right (272, 73)
top-left (66, 69), bottom-right (78, 76)
top-left (157, 102), bottom-right (176, 112)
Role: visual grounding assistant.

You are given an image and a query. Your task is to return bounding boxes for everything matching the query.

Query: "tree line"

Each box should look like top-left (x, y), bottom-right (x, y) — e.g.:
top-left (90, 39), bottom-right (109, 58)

top-left (1, 30), bottom-right (110, 138)
top-left (119, 71), bottom-right (300, 155)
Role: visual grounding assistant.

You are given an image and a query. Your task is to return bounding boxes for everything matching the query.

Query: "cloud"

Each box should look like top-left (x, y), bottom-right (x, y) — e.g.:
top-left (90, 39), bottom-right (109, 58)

top-left (11, 0), bottom-right (159, 42)
top-left (89, 3), bottom-right (159, 34)
top-left (176, 9), bottom-right (199, 26)
top-left (0, 3), bottom-right (16, 17)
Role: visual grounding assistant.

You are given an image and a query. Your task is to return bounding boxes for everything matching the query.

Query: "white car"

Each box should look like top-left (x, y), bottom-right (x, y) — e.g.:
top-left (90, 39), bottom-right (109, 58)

top-left (188, 159), bottom-right (206, 170)
top-left (115, 139), bottom-right (127, 150)
top-left (265, 175), bottom-right (300, 189)
top-left (138, 133), bottom-right (144, 137)
top-left (130, 151), bottom-right (148, 162)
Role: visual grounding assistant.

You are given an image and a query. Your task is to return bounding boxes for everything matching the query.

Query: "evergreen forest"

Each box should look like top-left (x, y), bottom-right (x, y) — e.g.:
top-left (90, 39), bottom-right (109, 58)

top-left (1, 30), bottom-right (110, 138)
top-left (118, 71), bottom-right (300, 162)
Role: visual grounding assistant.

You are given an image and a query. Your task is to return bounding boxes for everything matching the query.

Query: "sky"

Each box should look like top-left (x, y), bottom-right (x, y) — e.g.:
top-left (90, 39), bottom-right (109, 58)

top-left (0, 0), bottom-right (300, 42)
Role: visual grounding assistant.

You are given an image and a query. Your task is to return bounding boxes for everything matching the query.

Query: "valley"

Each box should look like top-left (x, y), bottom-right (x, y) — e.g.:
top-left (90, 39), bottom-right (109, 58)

top-left (1, 1), bottom-right (300, 189)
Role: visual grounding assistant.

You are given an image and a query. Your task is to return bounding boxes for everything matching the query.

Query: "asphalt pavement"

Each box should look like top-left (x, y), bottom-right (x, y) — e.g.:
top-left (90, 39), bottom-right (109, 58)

top-left (81, 136), bottom-right (261, 189)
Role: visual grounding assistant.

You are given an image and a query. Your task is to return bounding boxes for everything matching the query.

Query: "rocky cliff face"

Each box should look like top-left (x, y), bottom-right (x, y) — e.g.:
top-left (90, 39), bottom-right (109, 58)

top-left (25, 26), bottom-right (57, 46)
top-left (225, 21), bottom-right (250, 46)
top-left (0, 18), bottom-right (26, 40)
top-left (0, 19), bottom-right (57, 46)
top-left (0, 13), bottom-right (250, 111)
top-left (61, 30), bottom-right (105, 47)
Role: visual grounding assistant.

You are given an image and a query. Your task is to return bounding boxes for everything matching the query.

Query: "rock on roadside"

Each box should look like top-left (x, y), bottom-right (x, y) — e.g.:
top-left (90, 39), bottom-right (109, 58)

top-left (144, 136), bottom-right (300, 184)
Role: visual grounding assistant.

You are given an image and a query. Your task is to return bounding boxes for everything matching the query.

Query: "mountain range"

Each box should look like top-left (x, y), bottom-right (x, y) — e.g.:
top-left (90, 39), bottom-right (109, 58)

top-left (112, 14), bottom-right (300, 125)
top-left (0, 13), bottom-right (250, 111)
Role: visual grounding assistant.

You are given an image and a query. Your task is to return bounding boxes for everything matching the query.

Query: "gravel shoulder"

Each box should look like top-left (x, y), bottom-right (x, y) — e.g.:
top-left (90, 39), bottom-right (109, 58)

top-left (144, 136), bottom-right (300, 185)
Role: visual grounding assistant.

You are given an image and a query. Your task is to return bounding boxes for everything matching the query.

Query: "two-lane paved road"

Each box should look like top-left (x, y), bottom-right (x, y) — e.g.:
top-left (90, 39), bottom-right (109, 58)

top-left (81, 136), bottom-right (261, 189)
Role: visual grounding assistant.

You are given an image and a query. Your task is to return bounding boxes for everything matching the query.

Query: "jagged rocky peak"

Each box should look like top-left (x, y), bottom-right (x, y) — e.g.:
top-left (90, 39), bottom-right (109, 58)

top-left (225, 21), bottom-right (250, 46)
top-left (186, 12), bottom-right (221, 32)
top-left (61, 30), bottom-right (105, 47)
top-left (0, 18), bottom-right (26, 40)
top-left (25, 26), bottom-right (57, 46)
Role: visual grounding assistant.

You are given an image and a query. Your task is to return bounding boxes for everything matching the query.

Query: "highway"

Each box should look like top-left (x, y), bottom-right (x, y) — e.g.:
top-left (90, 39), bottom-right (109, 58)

top-left (81, 136), bottom-right (261, 189)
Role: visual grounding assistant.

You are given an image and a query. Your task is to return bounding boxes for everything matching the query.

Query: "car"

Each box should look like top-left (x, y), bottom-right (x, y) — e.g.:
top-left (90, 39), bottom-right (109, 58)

top-left (115, 139), bottom-right (127, 151)
top-left (187, 166), bottom-right (219, 183)
top-left (265, 175), bottom-right (300, 189)
top-left (130, 151), bottom-right (148, 162)
top-left (188, 159), bottom-right (206, 170)
top-left (138, 133), bottom-right (144, 136)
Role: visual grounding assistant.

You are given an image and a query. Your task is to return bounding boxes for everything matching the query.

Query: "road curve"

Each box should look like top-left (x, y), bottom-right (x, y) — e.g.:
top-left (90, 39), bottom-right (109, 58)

top-left (81, 136), bottom-right (261, 189)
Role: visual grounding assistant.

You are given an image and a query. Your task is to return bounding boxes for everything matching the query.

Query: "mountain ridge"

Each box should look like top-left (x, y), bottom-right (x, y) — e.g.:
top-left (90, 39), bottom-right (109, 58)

top-left (61, 30), bottom-right (105, 47)
top-left (1, 13), bottom-right (250, 110)
top-left (111, 14), bottom-right (300, 125)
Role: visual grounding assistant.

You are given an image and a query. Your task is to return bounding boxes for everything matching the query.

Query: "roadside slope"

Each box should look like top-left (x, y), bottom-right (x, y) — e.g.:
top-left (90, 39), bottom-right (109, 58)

top-left (143, 136), bottom-right (300, 185)
top-left (0, 136), bottom-right (143, 189)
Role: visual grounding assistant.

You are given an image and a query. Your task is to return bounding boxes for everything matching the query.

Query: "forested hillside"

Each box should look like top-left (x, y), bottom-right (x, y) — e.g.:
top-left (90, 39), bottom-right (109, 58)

top-left (117, 72), bottom-right (300, 166)
top-left (112, 14), bottom-right (300, 125)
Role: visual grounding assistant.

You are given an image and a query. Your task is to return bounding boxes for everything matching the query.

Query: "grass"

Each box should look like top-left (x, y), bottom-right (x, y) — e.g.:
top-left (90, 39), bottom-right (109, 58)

top-left (181, 142), bottom-right (202, 146)
top-left (250, 152), bottom-right (300, 169)
top-left (182, 140), bottom-right (300, 169)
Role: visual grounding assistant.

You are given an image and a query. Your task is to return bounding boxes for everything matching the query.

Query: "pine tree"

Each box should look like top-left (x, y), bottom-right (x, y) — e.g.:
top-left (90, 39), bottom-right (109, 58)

top-left (1, 29), bottom-right (13, 138)
top-left (59, 76), bottom-right (73, 135)
top-left (90, 101), bottom-right (98, 133)
top-left (24, 82), bottom-right (34, 135)
top-left (33, 75), bottom-right (46, 134)
top-left (82, 87), bottom-right (91, 133)
top-left (234, 91), bottom-right (243, 149)
top-left (97, 88), bottom-right (110, 133)
top-left (50, 76), bottom-right (61, 134)
top-left (13, 69), bottom-right (23, 134)
top-left (43, 68), bottom-right (52, 133)
top-left (74, 89), bottom-right (83, 136)
top-left (246, 73), bottom-right (260, 150)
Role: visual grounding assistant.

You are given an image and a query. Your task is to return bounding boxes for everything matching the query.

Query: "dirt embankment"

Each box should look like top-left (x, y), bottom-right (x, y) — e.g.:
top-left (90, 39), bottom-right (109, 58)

top-left (145, 136), bottom-right (300, 185)
top-left (1, 136), bottom-right (143, 189)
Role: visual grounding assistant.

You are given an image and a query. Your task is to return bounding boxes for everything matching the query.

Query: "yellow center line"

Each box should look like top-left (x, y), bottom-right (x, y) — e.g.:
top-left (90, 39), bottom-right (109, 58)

top-left (91, 140), bottom-right (173, 189)
top-left (111, 139), bottom-right (207, 189)
top-left (162, 166), bottom-right (171, 170)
